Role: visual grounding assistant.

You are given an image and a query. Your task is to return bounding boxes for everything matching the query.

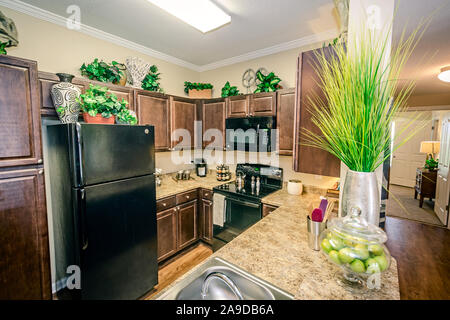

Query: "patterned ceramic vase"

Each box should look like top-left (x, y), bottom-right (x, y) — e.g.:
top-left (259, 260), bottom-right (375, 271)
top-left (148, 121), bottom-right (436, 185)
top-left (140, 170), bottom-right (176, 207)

top-left (51, 73), bottom-right (81, 123)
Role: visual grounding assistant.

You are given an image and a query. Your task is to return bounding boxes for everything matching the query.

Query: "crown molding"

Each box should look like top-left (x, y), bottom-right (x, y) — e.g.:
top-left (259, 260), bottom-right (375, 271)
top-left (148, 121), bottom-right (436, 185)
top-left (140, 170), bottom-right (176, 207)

top-left (0, 0), bottom-right (338, 73)
top-left (197, 29), bottom-right (339, 72)
top-left (0, 0), bottom-right (201, 71)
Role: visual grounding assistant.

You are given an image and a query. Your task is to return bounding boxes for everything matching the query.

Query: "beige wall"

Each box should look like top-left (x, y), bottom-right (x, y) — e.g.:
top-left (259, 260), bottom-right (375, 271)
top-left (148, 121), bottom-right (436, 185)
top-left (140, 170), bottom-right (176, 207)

top-left (0, 6), bottom-right (199, 97)
top-left (199, 43), bottom-right (321, 97)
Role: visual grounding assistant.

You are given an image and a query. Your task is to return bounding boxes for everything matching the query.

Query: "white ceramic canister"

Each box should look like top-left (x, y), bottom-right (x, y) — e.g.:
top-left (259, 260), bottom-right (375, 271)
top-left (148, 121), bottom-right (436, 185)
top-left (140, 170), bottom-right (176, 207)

top-left (287, 179), bottom-right (303, 195)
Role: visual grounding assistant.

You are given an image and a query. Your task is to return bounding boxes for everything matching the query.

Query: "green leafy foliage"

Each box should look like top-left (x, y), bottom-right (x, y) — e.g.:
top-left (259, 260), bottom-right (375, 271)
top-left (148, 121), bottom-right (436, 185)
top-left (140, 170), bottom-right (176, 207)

top-left (116, 109), bottom-right (138, 125)
top-left (77, 84), bottom-right (129, 119)
top-left (184, 81), bottom-right (213, 95)
top-left (0, 41), bottom-right (8, 55)
top-left (80, 58), bottom-right (123, 83)
top-left (302, 21), bottom-right (430, 172)
top-left (221, 81), bottom-right (240, 97)
top-left (424, 158), bottom-right (439, 170)
top-left (141, 65), bottom-right (164, 93)
top-left (254, 71), bottom-right (282, 93)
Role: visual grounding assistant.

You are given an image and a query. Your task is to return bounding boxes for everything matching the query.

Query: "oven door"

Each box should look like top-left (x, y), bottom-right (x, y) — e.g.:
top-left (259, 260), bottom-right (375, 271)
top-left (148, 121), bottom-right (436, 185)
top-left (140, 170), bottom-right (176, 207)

top-left (213, 196), bottom-right (261, 246)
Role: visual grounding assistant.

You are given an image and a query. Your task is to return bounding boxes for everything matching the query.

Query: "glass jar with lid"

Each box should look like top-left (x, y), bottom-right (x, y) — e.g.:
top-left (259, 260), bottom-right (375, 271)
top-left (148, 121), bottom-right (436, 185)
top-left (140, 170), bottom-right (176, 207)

top-left (319, 207), bottom-right (391, 291)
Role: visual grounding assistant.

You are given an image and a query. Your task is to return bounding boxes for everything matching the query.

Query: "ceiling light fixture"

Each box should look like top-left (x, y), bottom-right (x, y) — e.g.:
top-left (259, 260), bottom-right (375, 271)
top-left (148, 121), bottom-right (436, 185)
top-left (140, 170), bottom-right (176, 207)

top-left (438, 66), bottom-right (450, 83)
top-left (147, 0), bottom-right (231, 33)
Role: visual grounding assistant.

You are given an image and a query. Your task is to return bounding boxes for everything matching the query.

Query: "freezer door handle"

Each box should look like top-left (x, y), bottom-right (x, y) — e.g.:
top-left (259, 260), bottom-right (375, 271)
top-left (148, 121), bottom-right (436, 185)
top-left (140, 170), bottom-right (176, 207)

top-left (80, 189), bottom-right (89, 251)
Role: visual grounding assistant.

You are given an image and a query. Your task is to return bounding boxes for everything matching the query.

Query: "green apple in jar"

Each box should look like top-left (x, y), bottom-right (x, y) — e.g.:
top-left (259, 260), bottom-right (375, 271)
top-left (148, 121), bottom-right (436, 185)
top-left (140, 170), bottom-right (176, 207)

top-left (328, 250), bottom-right (341, 265)
top-left (338, 247), bottom-right (355, 264)
top-left (368, 244), bottom-right (384, 256)
top-left (321, 238), bottom-right (333, 253)
top-left (374, 255), bottom-right (388, 272)
top-left (329, 236), bottom-right (345, 251)
top-left (353, 243), bottom-right (370, 260)
top-left (350, 259), bottom-right (366, 273)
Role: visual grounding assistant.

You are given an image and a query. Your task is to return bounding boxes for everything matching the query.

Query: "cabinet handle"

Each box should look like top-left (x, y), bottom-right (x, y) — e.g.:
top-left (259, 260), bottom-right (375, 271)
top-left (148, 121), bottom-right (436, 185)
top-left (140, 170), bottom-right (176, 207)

top-left (186, 195), bottom-right (190, 199)
top-left (162, 203), bottom-right (167, 207)
top-left (37, 159), bottom-right (43, 164)
top-left (204, 193), bottom-right (209, 197)
top-left (38, 169), bottom-right (44, 175)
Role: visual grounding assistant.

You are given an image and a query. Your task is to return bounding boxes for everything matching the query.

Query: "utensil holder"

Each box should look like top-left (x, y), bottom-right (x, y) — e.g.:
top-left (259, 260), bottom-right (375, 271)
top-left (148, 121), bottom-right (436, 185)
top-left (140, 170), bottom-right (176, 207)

top-left (307, 216), bottom-right (326, 251)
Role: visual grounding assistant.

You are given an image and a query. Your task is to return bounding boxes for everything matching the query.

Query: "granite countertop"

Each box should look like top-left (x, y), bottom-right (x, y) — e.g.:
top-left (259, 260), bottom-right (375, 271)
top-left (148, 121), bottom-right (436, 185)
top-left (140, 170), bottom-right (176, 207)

top-left (156, 172), bottom-right (225, 199)
top-left (154, 185), bottom-right (400, 300)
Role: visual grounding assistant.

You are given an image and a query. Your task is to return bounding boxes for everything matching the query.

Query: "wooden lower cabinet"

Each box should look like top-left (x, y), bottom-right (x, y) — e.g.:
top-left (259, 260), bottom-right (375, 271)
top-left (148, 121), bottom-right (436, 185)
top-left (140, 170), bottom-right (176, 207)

top-left (200, 199), bottom-right (213, 244)
top-left (177, 200), bottom-right (198, 250)
top-left (156, 207), bottom-right (178, 262)
top-left (0, 168), bottom-right (51, 299)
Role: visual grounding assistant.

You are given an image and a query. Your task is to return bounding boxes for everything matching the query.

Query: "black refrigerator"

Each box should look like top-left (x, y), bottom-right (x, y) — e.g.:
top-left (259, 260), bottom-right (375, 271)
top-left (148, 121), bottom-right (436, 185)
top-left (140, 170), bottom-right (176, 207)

top-left (46, 123), bottom-right (158, 300)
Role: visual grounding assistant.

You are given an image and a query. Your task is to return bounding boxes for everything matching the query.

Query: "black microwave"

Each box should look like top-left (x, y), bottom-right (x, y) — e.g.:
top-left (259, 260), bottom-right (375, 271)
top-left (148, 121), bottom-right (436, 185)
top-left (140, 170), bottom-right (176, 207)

top-left (225, 117), bottom-right (276, 152)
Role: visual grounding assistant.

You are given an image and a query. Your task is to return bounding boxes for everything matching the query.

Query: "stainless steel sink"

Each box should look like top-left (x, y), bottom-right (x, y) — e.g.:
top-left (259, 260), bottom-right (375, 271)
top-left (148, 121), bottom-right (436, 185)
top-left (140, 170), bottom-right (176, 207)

top-left (156, 257), bottom-right (294, 300)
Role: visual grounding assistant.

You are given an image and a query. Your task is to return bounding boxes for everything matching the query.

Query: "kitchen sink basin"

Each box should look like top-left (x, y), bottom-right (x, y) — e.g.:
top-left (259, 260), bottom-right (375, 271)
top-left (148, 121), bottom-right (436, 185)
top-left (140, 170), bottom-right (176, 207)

top-left (156, 257), bottom-right (294, 300)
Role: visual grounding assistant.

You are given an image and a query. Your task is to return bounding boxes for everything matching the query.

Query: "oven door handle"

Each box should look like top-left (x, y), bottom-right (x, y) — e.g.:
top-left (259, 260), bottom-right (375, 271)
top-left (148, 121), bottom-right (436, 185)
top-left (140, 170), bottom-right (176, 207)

top-left (227, 197), bottom-right (260, 208)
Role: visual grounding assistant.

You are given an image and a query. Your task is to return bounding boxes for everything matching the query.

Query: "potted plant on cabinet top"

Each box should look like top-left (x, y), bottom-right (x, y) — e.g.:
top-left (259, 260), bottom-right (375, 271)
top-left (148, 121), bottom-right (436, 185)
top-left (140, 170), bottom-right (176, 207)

top-left (302, 22), bottom-right (428, 226)
top-left (77, 84), bottom-right (129, 124)
top-left (141, 65), bottom-right (164, 93)
top-left (221, 81), bottom-right (241, 97)
top-left (254, 70), bottom-right (282, 93)
top-left (184, 81), bottom-right (213, 98)
top-left (80, 58), bottom-right (127, 86)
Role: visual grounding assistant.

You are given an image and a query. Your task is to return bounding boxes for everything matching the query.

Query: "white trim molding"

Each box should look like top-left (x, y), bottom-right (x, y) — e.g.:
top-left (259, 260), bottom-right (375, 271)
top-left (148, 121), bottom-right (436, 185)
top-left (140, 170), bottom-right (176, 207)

top-left (0, 0), bottom-right (338, 72)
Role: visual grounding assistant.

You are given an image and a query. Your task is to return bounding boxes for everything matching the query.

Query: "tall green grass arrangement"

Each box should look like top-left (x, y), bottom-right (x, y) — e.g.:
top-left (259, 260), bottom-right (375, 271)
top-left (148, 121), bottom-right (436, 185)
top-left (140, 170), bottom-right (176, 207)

top-left (302, 21), bottom-right (430, 172)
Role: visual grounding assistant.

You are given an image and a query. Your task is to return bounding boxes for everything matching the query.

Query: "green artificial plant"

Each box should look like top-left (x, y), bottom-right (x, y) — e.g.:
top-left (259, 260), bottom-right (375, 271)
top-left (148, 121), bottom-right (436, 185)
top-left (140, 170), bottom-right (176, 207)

top-left (254, 71), bottom-right (282, 93)
top-left (184, 81), bottom-right (213, 95)
top-left (424, 158), bottom-right (439, 170)
top-left (80, 58), bottom-right (123, 83)
top-left (77, 84), bottom-right (128, 118)
top-left (0, 41), bottom-right (7, 55)
top-left (302, 21), bottom-right (430, 173)
top-left (221, 81), bottom-right (240, 97)
top-left (142, 65), bottom-right (164, 93)
top-left (116, 108), bottom-right (138, 125)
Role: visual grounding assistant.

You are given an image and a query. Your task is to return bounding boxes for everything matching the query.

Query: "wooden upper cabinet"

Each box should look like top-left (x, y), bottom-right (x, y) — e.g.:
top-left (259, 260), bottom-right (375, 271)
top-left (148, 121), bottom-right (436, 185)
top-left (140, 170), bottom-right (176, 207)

top-left (227, 95), bottom-right (249, 118)
top-left (202, 98), bottom-right (226, 149)
top-left (276, 89), bottom-right (296, 155)
top-left (171, 97), bottom-right (196, 149)
top-left (135, 90), bottom-right (171, 151)
top-left (0, 168), bottom-right (51, 299)
top-left (250, 92), bottom-right (277, 117)
top-left (293, 47), bottom-right (340, 177)
top-left (0, 55), bottom-right (42, 168)
top-left (38, 71), bottom-right (87, 117)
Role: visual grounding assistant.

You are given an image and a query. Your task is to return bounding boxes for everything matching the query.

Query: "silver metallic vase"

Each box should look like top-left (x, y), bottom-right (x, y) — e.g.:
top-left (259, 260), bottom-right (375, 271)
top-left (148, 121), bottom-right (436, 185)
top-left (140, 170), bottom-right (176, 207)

top-left (341, 170), bottom-right (380, 226)
top-left (51, 73), bottom-right (81, 123)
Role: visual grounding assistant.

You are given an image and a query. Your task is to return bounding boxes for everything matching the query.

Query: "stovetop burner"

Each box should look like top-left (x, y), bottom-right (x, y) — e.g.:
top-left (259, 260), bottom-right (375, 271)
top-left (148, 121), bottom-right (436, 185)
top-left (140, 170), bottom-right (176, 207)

top-left (213, 181), bottom-right (279, 201)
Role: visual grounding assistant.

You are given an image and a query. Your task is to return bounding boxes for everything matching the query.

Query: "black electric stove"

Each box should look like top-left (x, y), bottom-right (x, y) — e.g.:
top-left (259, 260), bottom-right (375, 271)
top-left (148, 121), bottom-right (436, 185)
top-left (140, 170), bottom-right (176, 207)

top-left (212, 164), bottom-right (283, 251)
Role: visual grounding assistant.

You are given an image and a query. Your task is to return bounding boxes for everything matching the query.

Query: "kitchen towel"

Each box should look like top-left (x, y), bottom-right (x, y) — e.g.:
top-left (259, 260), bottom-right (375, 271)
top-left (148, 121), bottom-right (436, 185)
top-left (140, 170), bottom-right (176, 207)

top-left (213, 193), bottom-right (226, 227)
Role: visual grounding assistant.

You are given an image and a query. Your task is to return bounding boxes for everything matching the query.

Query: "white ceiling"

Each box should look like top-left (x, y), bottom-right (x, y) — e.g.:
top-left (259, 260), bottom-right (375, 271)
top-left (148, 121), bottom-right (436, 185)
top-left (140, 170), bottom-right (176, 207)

top-left (16, 0), bottom-right (338, 66)
top-left (5, 0), bottom-right (450, 96)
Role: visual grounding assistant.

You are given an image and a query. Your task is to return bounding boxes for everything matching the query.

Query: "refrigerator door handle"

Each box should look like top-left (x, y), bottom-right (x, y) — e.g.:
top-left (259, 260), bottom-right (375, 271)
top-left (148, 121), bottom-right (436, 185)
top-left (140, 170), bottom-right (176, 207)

top-left (76, 122), bottom-right (85, 186)
top-left (80, 189), bottom-right (89, 251)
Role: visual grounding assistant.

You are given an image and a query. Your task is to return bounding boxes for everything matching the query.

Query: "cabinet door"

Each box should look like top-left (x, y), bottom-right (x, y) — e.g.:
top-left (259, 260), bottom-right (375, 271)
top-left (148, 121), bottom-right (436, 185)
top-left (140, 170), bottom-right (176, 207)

top-left (171, 97), bottom-right (196, 149)
top-left (0, 168), bottom-right (51, 299)
top-left (200, 199), bottom-right (213, 244)
top-left (157, 207), bottom-right (178, 262)
top-left (227, 95), bottom-right (249, 118)
top-left (177, 199), bottom-right (198, 250)
top-left (293, 48), bottom-right (340, 177)
top-left (104, 82), bottom-right (135, 111)
top-left (0, 56), bottom-right (42, 168)
top-left (435, 114), bottom-right (450, 226)
top-left (250, 92), bottom-right (276, 117)
top-left (202, 99), bottom-right (226, 149)
top-left (136, 91), bottom-right (171, 151)
top-left (276, 89), bottom-right (295, 155)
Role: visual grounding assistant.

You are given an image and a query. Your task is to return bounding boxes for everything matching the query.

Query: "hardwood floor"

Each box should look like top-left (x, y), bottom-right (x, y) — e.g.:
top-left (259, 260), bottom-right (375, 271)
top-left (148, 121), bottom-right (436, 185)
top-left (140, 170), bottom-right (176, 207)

top-left (144, 244), bottom-right (213, 299)
top-left (385, 216), bottom-right (450, 300)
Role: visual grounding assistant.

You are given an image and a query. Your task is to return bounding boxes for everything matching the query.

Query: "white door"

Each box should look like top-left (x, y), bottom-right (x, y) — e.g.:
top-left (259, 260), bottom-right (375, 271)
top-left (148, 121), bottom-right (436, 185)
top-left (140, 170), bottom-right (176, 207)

top-left (435, 113), bottom-right (450, 226)
top-left (390, 115), bottom-right (432, 187)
